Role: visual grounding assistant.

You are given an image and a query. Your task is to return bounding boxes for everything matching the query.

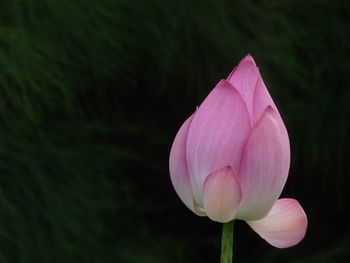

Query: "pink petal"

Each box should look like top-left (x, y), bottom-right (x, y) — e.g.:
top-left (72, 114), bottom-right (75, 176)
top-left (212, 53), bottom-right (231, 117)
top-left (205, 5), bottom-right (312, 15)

top-left (203, 166), bottom-right (242, 223)
top-left (186, 80), bottom-right (251, 208)
top-left (246, 198), bottom-right (307, 248)
top-left (169, 114), bottom-right (197, 214)
top-left (252, 75), bottom-right (278, 125)
top-left (236, 107), bottom-right (290, 220)
top-left (226, 54), bottom-right (260, 124)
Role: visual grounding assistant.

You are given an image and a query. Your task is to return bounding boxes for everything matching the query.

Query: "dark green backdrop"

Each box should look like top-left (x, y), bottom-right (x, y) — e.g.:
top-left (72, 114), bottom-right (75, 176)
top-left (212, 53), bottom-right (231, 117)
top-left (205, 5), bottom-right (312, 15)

top-left (0, 0), bottom-right (349, 262)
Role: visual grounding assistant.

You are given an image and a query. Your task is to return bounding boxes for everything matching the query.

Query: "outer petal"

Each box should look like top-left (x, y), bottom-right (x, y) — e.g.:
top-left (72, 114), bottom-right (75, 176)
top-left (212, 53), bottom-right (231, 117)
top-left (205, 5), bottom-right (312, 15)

top-left (169, 114), bottom-right (197, 213)
top-left (236, 107), bottom-right (290, 220)
top-left (203, 166), bottom-right (242, 223)
top-left (246, 198), bottom-right (307, 248)
top-left (186, 80), bottom-right (250, 208)
top-left (226, 54), bottom-right (259, 124)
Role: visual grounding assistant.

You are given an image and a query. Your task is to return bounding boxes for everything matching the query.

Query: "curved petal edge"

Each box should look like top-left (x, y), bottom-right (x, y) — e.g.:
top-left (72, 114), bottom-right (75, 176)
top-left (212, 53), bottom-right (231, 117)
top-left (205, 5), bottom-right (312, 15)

top-left (169, 114), bottom-right (196, 213)
top-left (236, 106), bottom-right (290, 220)
top-left (203, 166), bottom-right (242, 223)
top-left (246, 198), bottom-right (307, 248)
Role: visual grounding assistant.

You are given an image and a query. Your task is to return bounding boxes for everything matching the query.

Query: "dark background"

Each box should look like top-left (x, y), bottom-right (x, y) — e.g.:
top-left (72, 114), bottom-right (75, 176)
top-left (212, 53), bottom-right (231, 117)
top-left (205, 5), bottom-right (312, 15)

top-left (0, 0), bottom-right (349, 262)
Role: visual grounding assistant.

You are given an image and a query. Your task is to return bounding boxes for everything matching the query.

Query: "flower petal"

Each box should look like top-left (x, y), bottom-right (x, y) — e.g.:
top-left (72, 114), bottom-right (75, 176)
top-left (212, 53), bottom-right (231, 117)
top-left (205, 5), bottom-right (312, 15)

top-left (246, 198), bottom-right (307, 248)
top-left (252, 75), bottom-right (278, 125)
top-left (186, 80), bottom-right (250, 208)
top-left (227, 54), bottom-right (259, 124)
top-left (236, 106), bottom-right (290, 220)
top-left (169, 114), bottom-right (197, 213)
top-left (203, 166), bottom-right (242, 223)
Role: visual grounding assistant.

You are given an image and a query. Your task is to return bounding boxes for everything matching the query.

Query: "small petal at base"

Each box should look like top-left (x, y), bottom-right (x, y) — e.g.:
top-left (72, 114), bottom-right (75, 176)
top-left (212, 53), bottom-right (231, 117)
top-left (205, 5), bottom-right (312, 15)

top-left (203, 166), bottom-right (242, 223)
top-left (246, 198), bottom-right (307, 248)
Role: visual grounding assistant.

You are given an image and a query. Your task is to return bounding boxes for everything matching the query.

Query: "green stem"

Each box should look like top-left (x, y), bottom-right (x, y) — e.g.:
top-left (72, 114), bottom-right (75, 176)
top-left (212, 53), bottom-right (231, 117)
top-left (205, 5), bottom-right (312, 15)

top-left (220, 220), bottom-right (234, 263)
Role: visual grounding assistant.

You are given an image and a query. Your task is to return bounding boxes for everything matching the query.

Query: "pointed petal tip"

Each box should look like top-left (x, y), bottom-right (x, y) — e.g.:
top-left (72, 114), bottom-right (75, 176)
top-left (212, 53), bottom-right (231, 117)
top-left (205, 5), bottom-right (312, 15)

top-left (265, 105), bottom-right (275, 113)
top-left (203, 166), bottom-right (242, 223)
top-left (215, 79), bottom-right (235, 90)
top-left (259, 106), bottom-right (281, 127)
top-left (247, 198), bottom-right (307, 249)
top-left (226, 54), bottom-right (258, 81)
top-left (233, 54), bottom-right (258, 74)
top-left (241, 54), bottom-right (256, 65)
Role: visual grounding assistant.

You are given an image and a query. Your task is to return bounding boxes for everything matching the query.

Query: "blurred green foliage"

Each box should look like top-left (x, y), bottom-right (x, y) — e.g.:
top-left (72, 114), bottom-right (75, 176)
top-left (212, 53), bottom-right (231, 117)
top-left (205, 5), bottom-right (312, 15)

top-left (0, 0), bottom-right (349, 262)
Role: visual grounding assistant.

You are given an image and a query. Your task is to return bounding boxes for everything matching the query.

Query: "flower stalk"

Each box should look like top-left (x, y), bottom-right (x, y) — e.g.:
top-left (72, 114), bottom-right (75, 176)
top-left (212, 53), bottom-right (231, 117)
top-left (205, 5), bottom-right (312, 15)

top-left (221, 220), bottom-right (234, 263)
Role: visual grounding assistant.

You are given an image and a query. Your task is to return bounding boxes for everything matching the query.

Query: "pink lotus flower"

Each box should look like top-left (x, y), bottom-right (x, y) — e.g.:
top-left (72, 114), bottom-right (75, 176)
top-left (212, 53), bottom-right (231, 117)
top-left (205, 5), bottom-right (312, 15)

top-left (169, 55), bottom-right (307, 248)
